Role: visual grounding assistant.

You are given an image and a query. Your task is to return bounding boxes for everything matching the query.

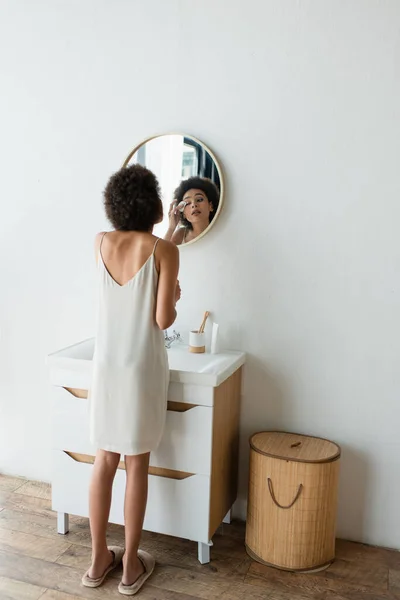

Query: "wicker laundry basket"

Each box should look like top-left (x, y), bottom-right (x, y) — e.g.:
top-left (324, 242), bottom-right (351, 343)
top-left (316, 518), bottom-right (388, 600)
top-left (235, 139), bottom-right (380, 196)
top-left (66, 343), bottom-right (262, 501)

top-left (246, 431), bottom-right (341, 572)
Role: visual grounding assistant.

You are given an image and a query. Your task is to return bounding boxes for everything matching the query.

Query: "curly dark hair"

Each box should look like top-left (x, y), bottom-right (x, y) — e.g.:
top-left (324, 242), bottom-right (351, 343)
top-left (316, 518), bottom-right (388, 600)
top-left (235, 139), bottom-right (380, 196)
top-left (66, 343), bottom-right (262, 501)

top-left (103, 164), bottom-right (163, 231)
top-left (174, 177), bottom-right (220, 230)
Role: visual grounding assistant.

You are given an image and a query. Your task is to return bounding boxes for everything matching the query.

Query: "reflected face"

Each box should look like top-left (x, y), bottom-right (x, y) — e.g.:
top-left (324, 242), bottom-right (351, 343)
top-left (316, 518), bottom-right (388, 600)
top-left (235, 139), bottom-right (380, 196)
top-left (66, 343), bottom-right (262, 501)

top-left (182, 189), bottom-right (213, 225)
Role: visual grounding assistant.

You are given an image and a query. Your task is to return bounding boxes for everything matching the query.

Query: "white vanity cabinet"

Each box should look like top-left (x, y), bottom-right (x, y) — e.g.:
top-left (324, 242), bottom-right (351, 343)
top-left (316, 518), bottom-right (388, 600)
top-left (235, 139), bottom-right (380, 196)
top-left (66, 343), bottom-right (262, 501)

top-left (47, 339), bottom-right (245, 564)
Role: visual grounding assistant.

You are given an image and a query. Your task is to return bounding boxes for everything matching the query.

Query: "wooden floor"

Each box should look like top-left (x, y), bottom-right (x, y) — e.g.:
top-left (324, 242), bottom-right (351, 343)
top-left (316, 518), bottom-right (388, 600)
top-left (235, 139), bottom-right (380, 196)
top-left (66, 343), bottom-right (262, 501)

top-left (0, 475), bottom-right (399, 600)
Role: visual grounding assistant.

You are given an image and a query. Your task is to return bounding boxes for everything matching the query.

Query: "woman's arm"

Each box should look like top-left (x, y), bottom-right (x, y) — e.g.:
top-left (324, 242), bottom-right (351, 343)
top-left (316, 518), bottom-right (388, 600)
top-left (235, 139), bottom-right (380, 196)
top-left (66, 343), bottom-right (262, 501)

top-left (170, 228), bottom-right (185, 246)
top-left (164, 227), bottom-right (175, 242)
top-left (156, 240), bottom-right (180, 330)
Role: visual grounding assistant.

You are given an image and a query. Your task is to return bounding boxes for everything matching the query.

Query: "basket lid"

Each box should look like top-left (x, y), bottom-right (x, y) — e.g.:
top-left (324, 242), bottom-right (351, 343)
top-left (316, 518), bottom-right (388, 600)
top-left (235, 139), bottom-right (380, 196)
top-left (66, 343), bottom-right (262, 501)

top-left (250, 431), bottom-right (340, 463)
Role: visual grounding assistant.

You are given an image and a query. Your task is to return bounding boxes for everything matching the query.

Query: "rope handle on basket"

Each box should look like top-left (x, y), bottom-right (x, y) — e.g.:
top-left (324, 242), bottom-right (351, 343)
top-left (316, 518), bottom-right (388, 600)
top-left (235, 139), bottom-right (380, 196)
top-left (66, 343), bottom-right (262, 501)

top-left (267, 478), bottom-right (303, 509)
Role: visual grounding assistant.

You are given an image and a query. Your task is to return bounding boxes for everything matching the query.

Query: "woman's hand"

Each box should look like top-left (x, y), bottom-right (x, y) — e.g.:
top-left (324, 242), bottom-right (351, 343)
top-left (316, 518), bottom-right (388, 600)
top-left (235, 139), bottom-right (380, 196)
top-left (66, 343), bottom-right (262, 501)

top-left (175, 280), bottom-right (181, 303)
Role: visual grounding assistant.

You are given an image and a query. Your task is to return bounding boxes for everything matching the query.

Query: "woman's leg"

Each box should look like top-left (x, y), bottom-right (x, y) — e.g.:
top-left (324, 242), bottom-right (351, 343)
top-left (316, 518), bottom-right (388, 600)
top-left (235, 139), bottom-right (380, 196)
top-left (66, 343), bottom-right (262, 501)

top-left (88, 449), bottom-right (120, 578)
top-left (122, 452), bottom-right (150, 585)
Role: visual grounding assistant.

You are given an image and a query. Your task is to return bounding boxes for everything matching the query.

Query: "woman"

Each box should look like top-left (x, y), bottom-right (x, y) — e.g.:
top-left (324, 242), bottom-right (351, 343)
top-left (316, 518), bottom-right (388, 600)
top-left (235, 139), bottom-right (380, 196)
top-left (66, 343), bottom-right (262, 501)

top-left (82, 164), bottom-right (180, 595)
top-left (164, 176), bottom-right (220, 245)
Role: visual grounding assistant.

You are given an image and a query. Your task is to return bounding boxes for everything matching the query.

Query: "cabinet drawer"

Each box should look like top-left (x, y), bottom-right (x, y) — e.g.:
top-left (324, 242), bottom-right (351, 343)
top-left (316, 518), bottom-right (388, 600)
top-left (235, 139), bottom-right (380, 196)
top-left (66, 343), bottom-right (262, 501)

top-left (52, 450), bottom-right (210, 543)
top-left (53, 387), bottom-right (213, 474)
top-left (153, 402), bottom-right (212, 475)
top-left (52, 386), bottom-right (96, 454)
top-left (168, 381), bottom-right (214, 406)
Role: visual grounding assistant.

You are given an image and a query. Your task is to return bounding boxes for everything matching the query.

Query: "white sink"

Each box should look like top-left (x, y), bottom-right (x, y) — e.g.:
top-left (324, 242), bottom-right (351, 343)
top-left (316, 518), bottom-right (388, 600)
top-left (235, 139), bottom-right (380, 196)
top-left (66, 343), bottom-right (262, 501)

top-left (47, 338), bottom-right (245, 387)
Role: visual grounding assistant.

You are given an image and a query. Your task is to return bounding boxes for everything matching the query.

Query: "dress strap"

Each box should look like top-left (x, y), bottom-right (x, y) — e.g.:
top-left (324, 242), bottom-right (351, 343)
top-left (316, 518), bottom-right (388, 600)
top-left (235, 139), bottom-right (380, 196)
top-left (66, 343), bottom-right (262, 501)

top-left (152, 237), bottom-right (161, 255)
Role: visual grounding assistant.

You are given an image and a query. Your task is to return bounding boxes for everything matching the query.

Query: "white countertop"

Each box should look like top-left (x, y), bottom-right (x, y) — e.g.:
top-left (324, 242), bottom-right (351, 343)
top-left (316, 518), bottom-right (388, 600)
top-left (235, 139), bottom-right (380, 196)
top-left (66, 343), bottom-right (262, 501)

top-left (47, 338), bottom-right (245, 387)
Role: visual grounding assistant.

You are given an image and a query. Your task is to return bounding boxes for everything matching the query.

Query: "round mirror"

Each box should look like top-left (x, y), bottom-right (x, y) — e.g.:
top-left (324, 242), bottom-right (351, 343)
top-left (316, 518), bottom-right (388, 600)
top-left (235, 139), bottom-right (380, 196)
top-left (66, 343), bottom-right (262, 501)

top-left (122, 134), bottom-right (224, 246)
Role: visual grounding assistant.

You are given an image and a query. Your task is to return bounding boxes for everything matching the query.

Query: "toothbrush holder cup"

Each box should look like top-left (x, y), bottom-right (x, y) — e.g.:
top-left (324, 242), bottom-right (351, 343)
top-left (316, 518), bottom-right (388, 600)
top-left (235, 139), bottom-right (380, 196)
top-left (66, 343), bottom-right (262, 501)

top-left (189, 330), bottom-right (206, 354)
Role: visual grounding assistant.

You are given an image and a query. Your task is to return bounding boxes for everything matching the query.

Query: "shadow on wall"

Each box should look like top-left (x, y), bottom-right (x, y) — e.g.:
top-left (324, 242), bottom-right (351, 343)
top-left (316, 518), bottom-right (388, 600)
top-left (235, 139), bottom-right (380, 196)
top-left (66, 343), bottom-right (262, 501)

top-left (233, 353), bottom-right (293, 520)
top-left (336, 445), bottom-right (370, 543)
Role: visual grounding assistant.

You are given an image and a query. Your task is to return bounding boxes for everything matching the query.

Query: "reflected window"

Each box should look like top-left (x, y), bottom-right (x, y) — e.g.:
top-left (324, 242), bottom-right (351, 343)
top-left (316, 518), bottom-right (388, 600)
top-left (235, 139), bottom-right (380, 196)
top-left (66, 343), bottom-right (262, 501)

top-left (182, 144), bottom-right (198, 179)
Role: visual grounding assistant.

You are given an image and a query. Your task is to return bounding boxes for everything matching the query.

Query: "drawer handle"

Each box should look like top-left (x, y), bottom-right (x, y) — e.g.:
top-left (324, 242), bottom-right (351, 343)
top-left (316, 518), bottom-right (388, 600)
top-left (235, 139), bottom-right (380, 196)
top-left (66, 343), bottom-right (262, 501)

top-left (63, 387), bottom-right (88, 399)
top-left (65, 452), bottom-right (194, 480)
top-left (267, 478), bottom-right (303, 510)
top-left (167, 401), bottom-right (197, 412)
top-left (148, 466), bottom-right (193, 480)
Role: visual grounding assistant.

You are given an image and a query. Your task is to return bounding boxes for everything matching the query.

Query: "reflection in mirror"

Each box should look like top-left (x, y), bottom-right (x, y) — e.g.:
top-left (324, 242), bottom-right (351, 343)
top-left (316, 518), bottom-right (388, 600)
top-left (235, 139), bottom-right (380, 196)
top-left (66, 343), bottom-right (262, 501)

top-left (122, 134), bottom-right (223, 246)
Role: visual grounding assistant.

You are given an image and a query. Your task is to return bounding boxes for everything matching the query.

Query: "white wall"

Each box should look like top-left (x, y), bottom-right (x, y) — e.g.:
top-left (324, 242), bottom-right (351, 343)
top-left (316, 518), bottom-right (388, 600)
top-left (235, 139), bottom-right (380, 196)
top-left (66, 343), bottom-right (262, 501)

top-left (1, 0), bottom-right (400, 549)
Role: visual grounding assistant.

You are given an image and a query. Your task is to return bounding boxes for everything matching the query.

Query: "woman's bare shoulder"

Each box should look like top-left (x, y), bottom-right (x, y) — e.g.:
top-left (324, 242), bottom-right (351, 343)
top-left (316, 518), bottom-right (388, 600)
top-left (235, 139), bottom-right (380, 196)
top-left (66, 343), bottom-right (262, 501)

top-left (95, 231), bottom-right (107, 243)
top-left (156, 237), bottom-right (179, 258)
top-left (94, 231), bottom-right (107, 260)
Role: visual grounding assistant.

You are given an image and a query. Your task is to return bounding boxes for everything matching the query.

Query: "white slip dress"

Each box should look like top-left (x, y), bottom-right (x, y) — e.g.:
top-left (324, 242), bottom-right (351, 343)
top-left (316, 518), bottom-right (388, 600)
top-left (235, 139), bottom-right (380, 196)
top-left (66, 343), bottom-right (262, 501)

top-left (89, 234), bottom-right (169, 456)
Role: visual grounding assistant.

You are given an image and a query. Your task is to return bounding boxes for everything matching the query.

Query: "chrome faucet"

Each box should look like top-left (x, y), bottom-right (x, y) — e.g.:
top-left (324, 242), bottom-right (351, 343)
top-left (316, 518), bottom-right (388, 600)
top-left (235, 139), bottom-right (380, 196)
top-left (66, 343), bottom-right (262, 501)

top-left (164, 330), bottom-right (181, 349)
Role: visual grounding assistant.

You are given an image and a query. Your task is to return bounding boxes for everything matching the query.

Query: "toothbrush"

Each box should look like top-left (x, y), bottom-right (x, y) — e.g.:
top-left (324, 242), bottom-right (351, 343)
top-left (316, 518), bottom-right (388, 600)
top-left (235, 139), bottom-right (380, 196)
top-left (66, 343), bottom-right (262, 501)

top-left (198, 311), bottom-right (210, 334)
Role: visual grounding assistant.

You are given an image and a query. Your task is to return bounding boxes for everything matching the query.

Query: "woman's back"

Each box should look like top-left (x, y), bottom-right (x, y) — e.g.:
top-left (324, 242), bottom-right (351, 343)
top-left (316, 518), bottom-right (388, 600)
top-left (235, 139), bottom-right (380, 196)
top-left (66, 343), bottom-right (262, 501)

top-left (96, 231), bottom-right (179, 330)
top-left (97, 231), bottom-right (160, 286)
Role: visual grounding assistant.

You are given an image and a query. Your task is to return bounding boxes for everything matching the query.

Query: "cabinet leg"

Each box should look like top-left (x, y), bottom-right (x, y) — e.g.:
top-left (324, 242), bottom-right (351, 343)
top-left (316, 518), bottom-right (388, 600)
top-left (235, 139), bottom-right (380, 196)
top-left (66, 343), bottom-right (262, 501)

top-left (198, 541), bottom-right (213, 564)
top-left (57, 512), bottom-right (69, 535)
top-left (223, 509), bottom-right (232, 524)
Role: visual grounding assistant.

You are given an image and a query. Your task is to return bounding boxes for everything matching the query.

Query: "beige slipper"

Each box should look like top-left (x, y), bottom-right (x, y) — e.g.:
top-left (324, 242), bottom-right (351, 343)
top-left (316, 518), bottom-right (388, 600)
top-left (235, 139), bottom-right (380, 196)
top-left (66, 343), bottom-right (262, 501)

top-left (118, 550), bottom-right (155, 596)
top-left (82, 546), bottom-right (125, 588)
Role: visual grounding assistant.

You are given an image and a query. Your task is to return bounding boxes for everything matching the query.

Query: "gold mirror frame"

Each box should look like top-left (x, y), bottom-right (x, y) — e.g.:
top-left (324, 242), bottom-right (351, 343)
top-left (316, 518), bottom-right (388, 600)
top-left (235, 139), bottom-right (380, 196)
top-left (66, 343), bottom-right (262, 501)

top-left (121, 133), bottom-right (224, 247)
